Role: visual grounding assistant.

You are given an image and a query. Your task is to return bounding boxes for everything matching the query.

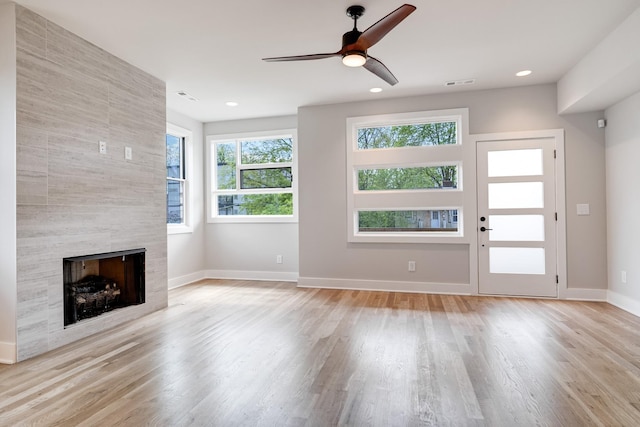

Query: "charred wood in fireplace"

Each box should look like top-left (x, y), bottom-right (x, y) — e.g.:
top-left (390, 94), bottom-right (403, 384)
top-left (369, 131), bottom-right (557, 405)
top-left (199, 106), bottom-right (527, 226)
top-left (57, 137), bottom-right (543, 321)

top-left (67, 275), bottom-right (121, 322)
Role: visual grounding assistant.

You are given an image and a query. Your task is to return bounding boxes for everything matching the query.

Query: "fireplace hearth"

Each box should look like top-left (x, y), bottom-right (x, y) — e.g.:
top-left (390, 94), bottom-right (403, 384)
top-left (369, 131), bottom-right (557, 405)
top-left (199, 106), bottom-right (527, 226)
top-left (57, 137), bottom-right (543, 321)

top-left (64, 249), bottom-right (145, 326)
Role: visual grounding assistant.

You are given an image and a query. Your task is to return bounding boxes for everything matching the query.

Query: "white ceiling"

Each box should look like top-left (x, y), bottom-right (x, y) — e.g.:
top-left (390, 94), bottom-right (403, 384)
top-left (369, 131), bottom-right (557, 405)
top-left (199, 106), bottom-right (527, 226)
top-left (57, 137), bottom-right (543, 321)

top-left (10, 0), bottom-right (640, 123)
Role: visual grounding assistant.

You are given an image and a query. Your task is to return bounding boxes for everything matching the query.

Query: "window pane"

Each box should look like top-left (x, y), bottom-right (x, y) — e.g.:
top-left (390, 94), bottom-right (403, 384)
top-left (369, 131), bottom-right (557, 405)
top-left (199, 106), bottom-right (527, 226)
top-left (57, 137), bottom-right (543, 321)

top-left (488, 149), bottom-right (542, 177)
top-left (489, 215), bottom-right (545, 241)
top-left (488, 182), bottom-right (544, 209)
top-left (166, 134), bottom-right (183, 179)
top-left (167, 180), bottom-right (184, 224)
top-left (358, 210), bottom-right (459, 232)
top-left (216, 142), bottom-right (236, 190)
top-left (490, 247), bottom-right (545, 275)
top-left (358, 166), bottom-right (457, 190)
top-left (357, 122), bottom-right (457, 150)
top-left (218, 193), bottom-right (293, 216)
top-left (241, 138), bottom-right (292, 164)
top-left (241, 167), bottom-right (292, 189)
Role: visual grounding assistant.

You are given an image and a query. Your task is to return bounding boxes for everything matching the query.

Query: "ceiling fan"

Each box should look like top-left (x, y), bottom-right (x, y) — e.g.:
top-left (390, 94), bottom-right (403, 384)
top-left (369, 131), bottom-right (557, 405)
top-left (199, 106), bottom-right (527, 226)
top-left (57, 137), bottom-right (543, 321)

top-left (262, 4), bottom-right (417, 86)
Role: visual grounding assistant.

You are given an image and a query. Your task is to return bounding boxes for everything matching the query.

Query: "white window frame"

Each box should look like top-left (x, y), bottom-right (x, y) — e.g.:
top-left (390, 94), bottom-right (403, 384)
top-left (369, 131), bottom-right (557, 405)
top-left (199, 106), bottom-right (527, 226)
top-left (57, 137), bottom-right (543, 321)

top-left (346, 108), bottom-right (471, 244)
top-left (167, 123), bottom-right (193, 234)
top-left (207, 129), bottom-right (298, 223)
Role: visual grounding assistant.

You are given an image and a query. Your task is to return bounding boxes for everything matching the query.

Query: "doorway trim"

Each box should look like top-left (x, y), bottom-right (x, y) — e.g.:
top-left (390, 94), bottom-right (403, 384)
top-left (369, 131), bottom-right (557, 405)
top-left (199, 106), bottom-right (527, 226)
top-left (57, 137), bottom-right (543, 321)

top-left (469, 129), bottom-right (567, 298)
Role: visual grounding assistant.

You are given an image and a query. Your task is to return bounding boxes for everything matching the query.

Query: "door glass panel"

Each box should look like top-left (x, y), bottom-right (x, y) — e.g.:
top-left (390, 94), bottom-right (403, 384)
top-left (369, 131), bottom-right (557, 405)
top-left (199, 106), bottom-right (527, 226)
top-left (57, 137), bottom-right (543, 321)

top-left (489, 215), bottom-right (544, 241)
top-left (490, 247), bottom-right (545, 275)
top-left (488, 182), bottom-right (543, 209)
top-left (488, 149), bottom-right (542, 177)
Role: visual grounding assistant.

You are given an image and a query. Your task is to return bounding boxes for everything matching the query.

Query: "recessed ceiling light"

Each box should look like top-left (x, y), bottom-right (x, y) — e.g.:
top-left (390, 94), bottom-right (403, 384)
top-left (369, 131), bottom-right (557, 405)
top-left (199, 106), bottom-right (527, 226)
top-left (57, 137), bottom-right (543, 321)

top-left (370, 87), bottom-right (382, 93)
top-left (516, 70), bottom-right (532, 77)
top-left (225, 101), bottom-right (239, 107)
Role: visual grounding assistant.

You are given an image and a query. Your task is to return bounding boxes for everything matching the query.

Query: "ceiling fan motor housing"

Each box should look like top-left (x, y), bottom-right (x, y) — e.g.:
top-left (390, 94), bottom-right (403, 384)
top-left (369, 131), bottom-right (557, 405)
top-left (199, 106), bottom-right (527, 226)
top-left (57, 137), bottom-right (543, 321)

top-left (342, 30), bottom-right (362, 49)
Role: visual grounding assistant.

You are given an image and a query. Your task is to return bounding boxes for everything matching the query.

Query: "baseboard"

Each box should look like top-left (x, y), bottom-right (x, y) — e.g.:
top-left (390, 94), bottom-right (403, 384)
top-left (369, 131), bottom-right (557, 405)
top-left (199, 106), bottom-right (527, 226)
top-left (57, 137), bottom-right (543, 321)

top-left (0, 341), bottom-right (16, 364)
top-left (297, 277), bottom-right (472, 295)
top-left (607, 290), bottom-right (640, 318)
top-left (562, 287), bottom-right (608, 301)
top-left (203, 270), bottom-right (299, 283)
top-left (168, 271), bottom-right (208, 290)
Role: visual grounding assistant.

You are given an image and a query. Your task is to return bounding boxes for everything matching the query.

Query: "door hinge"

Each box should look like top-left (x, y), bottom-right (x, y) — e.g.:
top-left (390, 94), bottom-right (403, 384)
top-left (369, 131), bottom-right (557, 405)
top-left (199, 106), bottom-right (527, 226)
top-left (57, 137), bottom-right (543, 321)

top-left (554, 149), bottom-right (557, 159)
top-left (555, 212), bottom-right (558, 221)
top-left (556, 275), bottom-right (559, 284)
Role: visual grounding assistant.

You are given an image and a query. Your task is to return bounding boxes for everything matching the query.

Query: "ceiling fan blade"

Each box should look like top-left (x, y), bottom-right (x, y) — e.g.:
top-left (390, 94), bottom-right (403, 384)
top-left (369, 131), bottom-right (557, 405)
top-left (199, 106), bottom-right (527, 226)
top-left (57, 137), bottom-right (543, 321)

top-left (262, 53), bottom-right (340, 62)
top-left (353, 4), bottom-right (416, 51)
top-left (363, 56), bottom-right (399, 86)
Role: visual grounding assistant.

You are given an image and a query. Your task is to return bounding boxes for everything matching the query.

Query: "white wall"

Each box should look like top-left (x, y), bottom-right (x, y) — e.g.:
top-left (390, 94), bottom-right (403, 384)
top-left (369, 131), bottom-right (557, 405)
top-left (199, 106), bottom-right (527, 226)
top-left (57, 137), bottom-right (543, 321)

top-left (605, 91), bottom-right (640, 315)
top-left (203, 116), bottom-right (299, 280)
top-left (558, 7), bottom-right (640, 114)
top-left (167, 109), bottom-right (206, 288)
top-left (0, 3), bottom-right (17, 364)
top-left (298, 84), bottom-right (607, 294)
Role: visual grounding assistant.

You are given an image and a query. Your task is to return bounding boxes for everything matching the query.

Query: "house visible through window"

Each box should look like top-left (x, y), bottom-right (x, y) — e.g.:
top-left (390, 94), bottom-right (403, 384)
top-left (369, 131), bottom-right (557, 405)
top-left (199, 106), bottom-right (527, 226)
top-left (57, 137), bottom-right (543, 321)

top-left (346, 109), bottom-right (468, 243)
top-left (209, 129), bottom-right (297, 222)
top-left (166, 133), bottom-right (185, 224)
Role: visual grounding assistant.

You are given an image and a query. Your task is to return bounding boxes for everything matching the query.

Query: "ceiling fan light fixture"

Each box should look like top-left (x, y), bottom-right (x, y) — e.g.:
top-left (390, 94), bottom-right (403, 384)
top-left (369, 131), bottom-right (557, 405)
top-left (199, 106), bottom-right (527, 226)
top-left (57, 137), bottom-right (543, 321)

top-left (342, 52), bottom-right (367, 67)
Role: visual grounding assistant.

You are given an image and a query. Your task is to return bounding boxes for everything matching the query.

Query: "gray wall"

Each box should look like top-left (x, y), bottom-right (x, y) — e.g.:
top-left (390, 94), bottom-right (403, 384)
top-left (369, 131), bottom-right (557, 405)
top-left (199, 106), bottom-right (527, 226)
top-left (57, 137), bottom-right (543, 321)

top-left (167, 110), bottom-right (206, 286)
top-left (605, 91), bottom-right (640, 312)
top-left (203, 116), bottom-right (299, 278)
top-left (13, 5), bottom-right (167, 361)
top-left (298, 84), bottom-right (607, 291)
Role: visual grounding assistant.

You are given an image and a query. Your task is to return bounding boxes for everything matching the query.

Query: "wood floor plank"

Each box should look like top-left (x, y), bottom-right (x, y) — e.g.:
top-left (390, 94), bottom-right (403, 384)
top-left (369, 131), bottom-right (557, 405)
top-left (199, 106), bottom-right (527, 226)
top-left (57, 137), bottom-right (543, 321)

top-left (1, 279), bottom-right (640, 426)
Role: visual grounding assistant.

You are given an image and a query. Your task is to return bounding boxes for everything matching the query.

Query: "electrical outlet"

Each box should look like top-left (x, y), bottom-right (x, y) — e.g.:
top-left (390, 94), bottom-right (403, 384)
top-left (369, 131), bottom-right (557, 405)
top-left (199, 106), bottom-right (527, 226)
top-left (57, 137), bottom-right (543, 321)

top-left (622, 271), bottom-right (627, 284)
top-left (99, 141), bottom-right (107, 154)
top-left (125, 146), bottom-right (132, 160)
top-left (408, 261), bottom-right (416, 272)
top-left (276, 255), bottom-right (283, 264)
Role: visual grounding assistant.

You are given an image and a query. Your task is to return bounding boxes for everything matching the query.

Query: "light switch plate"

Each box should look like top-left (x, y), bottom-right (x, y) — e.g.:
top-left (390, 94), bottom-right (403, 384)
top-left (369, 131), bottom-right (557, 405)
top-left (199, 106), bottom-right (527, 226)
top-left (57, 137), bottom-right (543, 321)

top-left (577, 203), bottom-right (590, 216)
top-left (125, 146), bottom-right (132, 160)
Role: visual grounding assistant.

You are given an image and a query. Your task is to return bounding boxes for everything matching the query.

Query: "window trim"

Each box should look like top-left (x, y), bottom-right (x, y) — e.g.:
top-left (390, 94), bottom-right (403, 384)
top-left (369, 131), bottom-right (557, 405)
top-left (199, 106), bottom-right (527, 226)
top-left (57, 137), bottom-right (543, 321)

top-left (207, 129), bottom-right (298, 223)
top-left (346, 108), bottom-right (471, 244)
top-left (167, 123), bottom-right (193, 234)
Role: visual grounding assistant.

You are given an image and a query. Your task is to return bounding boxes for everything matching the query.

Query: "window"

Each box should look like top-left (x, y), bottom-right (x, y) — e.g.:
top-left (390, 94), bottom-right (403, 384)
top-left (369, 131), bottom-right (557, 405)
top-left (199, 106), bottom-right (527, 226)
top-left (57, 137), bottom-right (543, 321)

top-left (167, 123), bottom-right (193, 233)
top-left (208, 129), bottom-right (297, 222)
top-left (346, 109), bottom-right (469, 243)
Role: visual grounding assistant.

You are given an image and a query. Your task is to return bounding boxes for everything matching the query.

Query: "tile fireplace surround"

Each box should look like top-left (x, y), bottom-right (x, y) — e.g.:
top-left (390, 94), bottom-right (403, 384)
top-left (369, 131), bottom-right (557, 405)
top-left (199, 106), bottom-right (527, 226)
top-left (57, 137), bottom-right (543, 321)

top-left (2, 4), bottom-right (168, 363)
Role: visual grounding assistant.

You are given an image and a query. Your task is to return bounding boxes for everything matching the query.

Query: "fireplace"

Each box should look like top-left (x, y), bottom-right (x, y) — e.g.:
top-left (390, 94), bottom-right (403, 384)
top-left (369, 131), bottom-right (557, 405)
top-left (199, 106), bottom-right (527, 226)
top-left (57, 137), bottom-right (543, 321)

top-left (64, 249), bottom-right (145, 327)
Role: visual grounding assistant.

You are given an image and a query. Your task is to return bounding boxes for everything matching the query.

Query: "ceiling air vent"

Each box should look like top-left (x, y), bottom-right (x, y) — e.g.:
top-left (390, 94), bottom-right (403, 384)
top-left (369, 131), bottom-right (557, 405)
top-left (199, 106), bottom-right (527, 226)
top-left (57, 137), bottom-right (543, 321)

top-left (176, 91), bottom-right (198, 101)
top-left (445, 79), bottom-right (476, 87)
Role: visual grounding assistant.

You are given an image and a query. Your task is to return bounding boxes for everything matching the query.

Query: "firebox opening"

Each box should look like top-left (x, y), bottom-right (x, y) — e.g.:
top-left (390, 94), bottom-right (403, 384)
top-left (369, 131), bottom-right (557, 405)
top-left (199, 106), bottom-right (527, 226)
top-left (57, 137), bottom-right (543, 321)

top-left (64, 249), bottom-right (146, 327)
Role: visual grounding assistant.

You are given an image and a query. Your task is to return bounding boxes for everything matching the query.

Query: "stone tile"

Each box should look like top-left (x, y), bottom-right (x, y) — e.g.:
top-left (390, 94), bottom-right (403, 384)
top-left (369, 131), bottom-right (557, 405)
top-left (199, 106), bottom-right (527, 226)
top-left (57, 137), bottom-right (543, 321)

top-left (107, 54), bottom-right (157, 93)
top-left (17, 127), bottom-right (48, 205)
top-left (15, 5), bottom-right (46, 58)
top-left (15, 6), bottom-right (168, 361)
top-left (17, 49), bottom-right (110, 142)
top-left (17, 292), bottom-right (49, 361)
top-left (45, 19), bottom-right (110, 82)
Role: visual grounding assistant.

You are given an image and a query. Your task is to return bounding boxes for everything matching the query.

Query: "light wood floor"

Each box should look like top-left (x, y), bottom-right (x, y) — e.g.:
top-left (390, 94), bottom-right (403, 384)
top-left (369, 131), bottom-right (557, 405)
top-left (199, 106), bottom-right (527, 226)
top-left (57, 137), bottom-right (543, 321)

top-left (2, 280), bottom-right (640, 426)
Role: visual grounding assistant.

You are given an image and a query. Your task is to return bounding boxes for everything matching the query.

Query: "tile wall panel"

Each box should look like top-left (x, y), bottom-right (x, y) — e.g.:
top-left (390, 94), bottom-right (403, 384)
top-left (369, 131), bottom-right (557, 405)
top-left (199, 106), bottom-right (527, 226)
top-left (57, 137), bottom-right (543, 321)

top-left (14, 5), bottom-right (168, 361)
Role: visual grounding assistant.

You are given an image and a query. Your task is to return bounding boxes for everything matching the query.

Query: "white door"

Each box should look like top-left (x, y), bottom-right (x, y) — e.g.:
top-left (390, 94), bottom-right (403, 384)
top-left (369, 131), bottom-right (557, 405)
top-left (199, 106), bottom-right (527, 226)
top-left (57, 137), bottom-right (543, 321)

top-left (477, 136), bottom-right (559, 297)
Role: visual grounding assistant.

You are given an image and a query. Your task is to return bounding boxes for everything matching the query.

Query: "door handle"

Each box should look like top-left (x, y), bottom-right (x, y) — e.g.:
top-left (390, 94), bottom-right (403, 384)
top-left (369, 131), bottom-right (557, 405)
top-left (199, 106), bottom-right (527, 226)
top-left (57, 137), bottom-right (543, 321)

top-left (480, 226), bottom-right (492, 232)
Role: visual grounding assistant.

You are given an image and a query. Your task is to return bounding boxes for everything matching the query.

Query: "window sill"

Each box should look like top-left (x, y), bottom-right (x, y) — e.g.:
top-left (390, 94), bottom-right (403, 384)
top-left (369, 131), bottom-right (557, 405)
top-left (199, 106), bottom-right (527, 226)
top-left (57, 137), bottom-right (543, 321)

top-left (208, 216), bottom-right (298, 224)
top-left (349, 233), bottom-right (469, 244)
top-left (168, 224), bottom-right (193, 235)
